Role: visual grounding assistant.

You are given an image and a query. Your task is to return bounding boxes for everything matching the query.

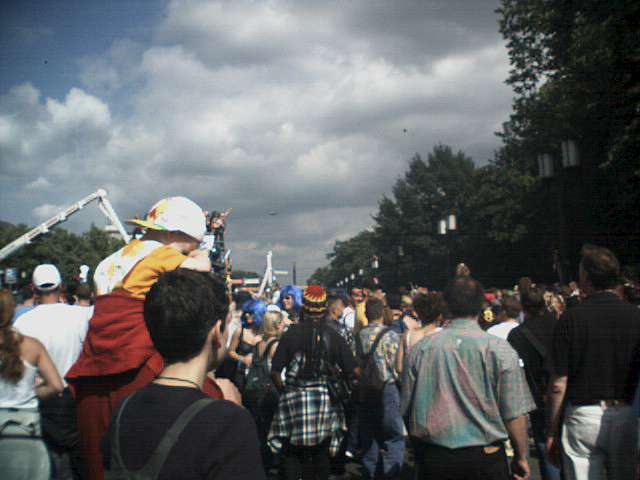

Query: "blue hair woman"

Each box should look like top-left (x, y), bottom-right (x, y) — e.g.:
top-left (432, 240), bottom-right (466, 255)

top-left (227, 299), bottom-right (267, 392)
top-left (277, 285), bottom-right (303, 324)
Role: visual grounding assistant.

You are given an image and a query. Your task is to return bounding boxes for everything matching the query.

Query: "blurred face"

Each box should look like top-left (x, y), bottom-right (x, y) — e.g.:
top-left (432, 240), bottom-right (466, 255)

top-left (551, 296), bottom-right (564, 315)
top-left (373, 289), bottom-right (385, 300)
top-left (351, 289), bottom-right (364, 303)
top-left (331, 300), bottom-right (345, 320)
top-left (283, 295), bottom-right (294, 311)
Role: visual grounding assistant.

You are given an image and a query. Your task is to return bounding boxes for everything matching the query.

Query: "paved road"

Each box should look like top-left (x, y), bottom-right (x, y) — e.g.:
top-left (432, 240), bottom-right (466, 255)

top-left (267, 443), bottom-right (543, 479)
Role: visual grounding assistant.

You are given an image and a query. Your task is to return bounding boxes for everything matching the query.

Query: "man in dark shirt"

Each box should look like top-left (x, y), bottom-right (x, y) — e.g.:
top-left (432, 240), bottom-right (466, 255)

top-left (508, 286), bottom-right (561, 480)
top-left (548, 245), bottom-right (640, 479)
top-left (102, 269), bottom-right (265, 480)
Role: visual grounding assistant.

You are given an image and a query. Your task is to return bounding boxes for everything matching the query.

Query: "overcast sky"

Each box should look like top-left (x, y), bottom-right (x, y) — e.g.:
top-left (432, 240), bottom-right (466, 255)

top-left (0, 0), bottom-right (513, 283)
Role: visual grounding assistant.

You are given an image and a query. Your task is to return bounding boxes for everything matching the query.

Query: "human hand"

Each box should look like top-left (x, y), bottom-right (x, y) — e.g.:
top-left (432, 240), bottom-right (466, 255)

top-left (510, 457), bottom-right (530, 480)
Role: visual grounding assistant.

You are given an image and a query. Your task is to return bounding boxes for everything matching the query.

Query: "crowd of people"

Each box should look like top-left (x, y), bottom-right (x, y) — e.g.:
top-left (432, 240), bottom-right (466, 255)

top-left (1, 196), bottom-right (640, 480)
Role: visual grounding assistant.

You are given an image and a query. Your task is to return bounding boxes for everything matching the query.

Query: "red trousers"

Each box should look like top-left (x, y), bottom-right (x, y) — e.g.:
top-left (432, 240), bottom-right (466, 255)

top-left (73, 366), bottom-right (157, 480)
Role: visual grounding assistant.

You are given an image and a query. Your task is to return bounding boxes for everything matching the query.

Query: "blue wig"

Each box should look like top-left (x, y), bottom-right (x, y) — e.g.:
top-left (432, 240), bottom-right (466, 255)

top-left (278, 285), bottom-right (303, 315)
top-left (241, 299), bottom-right (267, 329)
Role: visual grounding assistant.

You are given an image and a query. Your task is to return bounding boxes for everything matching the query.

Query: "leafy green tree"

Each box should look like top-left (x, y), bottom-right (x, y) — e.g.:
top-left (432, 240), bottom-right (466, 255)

top-left (0, 223), bottom-right (124, 289)
top-left (498, 0), bottom-right (640, 265)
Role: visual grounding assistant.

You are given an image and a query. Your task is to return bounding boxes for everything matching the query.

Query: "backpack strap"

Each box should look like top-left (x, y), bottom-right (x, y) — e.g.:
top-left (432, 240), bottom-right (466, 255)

top-left (265, 338), bottom-right (278, 358)
top-left (518, 325), bottom-right (547, 359)
top-left (138, 398), bottom-right (214, 479)
top-left (110, 393), bottom-right (137, 477)
top-left (367, 327), bottom-right (391, 358)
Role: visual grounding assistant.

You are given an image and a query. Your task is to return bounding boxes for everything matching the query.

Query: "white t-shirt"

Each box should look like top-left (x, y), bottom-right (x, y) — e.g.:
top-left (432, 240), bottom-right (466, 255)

top-left (341, 306), bottom-right (355, 331)
top-left (486, 321), bottom-right (519, 341)
top-left (14, 304), bottom-right (92, 386)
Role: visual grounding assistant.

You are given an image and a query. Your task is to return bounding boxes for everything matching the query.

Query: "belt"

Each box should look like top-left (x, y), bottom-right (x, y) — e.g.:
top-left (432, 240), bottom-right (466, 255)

top-left (571, 399), bottom-right (629, 407)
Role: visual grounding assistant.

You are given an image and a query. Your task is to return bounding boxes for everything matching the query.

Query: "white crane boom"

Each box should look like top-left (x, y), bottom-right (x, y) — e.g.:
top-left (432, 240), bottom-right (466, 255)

top-left (0, 189), bottom-right (130, 262)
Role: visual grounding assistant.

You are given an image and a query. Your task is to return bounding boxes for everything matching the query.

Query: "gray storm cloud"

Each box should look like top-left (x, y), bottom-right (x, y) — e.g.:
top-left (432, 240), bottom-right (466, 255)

top-left (0, 0), bottom-right (510, 281)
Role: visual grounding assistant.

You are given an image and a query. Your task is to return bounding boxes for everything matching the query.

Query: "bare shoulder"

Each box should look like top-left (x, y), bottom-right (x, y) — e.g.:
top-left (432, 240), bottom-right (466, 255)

top-left (19, 334), bottom-right (44, 364)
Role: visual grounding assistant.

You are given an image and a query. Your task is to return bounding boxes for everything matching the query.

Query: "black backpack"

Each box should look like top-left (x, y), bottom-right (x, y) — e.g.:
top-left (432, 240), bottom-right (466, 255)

top-left (243, 339), bottom-right (279, 413)
top-left (358, 327), bottom-right (391, 406)
top-left (105, 394), bottom-right (213, 480)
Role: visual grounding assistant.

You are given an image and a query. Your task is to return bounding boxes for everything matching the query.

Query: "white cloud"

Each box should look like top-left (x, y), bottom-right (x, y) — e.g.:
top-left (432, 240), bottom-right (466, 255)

top-left (25, 177), bottom-right (51, 190)
top-left (32, 203), bottom-right (65, 220)
top-left (1, 0), bottom-right (513, 282)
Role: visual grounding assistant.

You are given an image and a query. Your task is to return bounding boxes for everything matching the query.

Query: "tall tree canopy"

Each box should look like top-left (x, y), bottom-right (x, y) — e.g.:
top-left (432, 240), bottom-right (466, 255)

top-left (0, 223), bottom-right (124, 289)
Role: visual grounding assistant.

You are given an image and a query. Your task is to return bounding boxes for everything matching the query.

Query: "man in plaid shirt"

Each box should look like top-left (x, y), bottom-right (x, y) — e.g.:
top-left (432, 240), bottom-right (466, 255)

top-left (268, 285), bottom-right (358, 480)
top-left (402, 276), bottom-right (535, 480)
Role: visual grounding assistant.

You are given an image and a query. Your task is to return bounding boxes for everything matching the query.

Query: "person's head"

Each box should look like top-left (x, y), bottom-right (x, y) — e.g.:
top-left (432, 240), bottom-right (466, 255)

top-left (365, 297), bottom-right (385, 323)
top-left (520, 285), bottom-right (546, 316)
top-left (241, 299), bottom-right (267, 330)
top-left (0, 289), bottom-right (16, 331)
top-left (549, 294), bottom-right (565, 318)
top-left (127, 196), bottom-right (207, 254)
top-left (261, 310), bottom-right (284, 339)
top-left (351, 287), bottom-right (364, 304)
top-left (0, 289), bottom-right (24, 383)
top-left (455, 263), bottom-right (471, 277)
top-left (372, 286), bottom-right (385, 300)
top-left (500, 295), bottom-right (522, 321)
top-left (144, 269), bottom-right (228, 368)
top-left (413, 292), bottom-right (447, 326)
top-left (444, 276), bottom-right (485, 319)
top-left (18, 285), bottom-right (34, 305)
top-left (579, 244), bottom-right (620, 292)
top-left (301, 285), bottom-right (328, 323)
top-left (75, 283), bottom-right (93, 306)
top-left (32, 264), bottom-right (62, 303)
top-left (328, 296), bottom-right (345, 321)
top-left (278, 285), bottom-right (303, 315)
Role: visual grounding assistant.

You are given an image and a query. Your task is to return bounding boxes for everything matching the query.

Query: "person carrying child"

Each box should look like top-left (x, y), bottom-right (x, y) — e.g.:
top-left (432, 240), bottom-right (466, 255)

top-left (66, 196), bottom-right (211, 480)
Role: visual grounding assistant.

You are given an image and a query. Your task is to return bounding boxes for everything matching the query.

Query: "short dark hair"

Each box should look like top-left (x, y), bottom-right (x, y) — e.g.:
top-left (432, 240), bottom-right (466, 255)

top-left (444, 276), bottom-right (485, 317)
top-left (500, 295), bottom-right (522, 319)
top-left (144, 269), bottom-right (229, 364)
top-left (365, 297), bottom-right (385, 321)
top-left (520, 285), bottom-right (546, 315)
top-left (580, 244), bottom-right (620, 290)
top-left (413, 292), bottom-right (447, 326)
top-left (75, 284), bottom-right (93, 302)
top-left (19, 285), bottom-right (33, 302)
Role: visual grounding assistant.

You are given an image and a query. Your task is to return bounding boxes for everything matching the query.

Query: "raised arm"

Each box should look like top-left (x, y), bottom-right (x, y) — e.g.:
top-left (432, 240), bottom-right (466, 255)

top-left (180, 249), bottom-right (212, 272)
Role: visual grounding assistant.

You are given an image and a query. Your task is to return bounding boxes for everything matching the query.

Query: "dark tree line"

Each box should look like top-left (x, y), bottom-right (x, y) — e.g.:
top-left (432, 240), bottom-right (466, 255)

top-left (311, 1), bottom-right (639, 290)
top-left (0, 223), bottom-right (124, 290)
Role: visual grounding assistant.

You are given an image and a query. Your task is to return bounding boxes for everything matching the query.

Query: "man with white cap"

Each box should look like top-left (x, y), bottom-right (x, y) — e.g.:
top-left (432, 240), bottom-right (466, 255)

top-left (66, 196), bottom-right (212, 480)
top-left (15, 263), bottom-right (93, 479)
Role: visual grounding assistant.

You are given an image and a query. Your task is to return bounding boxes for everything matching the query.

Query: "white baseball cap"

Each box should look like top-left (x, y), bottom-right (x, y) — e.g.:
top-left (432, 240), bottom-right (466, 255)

top-left (126, 196), bottom-right (206, 242)
top-left (32, 264), bottom-right (62, 291)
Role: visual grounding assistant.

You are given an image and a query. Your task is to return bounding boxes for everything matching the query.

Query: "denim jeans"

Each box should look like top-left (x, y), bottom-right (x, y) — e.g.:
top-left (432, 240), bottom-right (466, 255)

top-left (359, 383), bottom-right (405, 479)
top-left (530, 408), bottom-right (562, 480)
top-left (562, 403), bottom-right (638, 480)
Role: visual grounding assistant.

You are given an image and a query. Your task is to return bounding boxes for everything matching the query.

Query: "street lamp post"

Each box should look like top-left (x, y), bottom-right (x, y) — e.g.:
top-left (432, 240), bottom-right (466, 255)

top-left (537, 139), bottom-right (580, 284)
top-left (438, 213), bottom-right (457, 285)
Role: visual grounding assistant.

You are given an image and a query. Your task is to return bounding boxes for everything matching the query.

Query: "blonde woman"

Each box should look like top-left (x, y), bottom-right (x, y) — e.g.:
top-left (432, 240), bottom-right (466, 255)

top-left (0, 289), bottom-right (64, 480)
top-left (246, 307), bottom-right (284, 472)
